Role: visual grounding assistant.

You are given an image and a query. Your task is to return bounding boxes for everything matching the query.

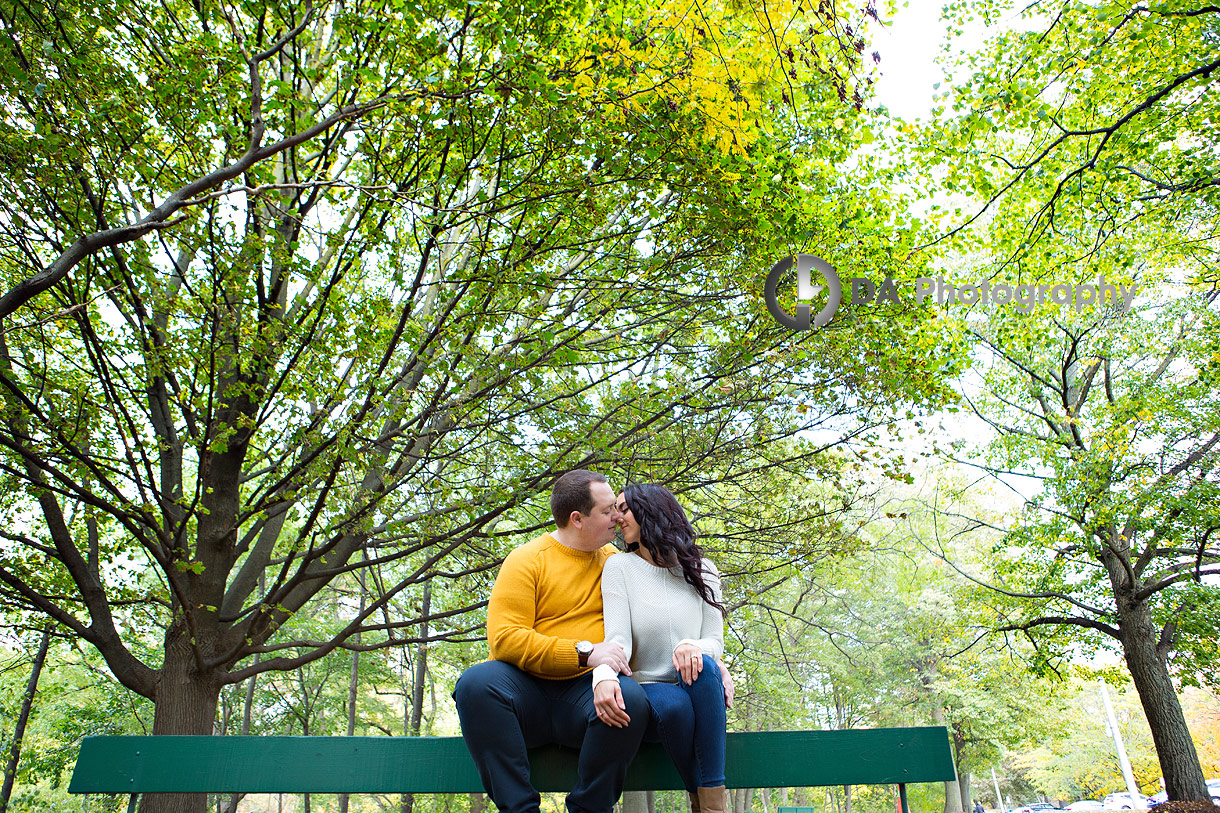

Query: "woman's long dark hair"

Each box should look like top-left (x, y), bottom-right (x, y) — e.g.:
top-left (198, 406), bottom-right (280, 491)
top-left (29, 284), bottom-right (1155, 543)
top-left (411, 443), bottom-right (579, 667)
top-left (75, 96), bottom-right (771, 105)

top-left (622, 484), bottom-right (726, 616)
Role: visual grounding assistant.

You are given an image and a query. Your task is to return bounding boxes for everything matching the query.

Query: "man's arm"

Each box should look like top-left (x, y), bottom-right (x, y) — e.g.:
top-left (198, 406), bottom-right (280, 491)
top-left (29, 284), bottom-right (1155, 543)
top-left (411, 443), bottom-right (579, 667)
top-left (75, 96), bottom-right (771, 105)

top-left (486, 547), bottom-right (582, 678)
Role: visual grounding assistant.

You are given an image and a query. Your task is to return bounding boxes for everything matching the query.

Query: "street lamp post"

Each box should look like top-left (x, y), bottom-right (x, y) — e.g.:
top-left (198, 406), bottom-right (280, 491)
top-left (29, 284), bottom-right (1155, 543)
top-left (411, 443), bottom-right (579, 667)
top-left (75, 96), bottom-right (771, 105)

top-left (992, 767), bottom-right (1007, 813)
top-left (1100, 684), bottom-right (1142, 804)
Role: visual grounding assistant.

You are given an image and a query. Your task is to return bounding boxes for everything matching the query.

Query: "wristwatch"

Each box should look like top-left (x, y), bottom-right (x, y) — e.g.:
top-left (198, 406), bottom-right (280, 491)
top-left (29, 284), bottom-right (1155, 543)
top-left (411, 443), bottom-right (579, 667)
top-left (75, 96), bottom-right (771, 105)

top-left (576, 640), bottom-right (594, 667)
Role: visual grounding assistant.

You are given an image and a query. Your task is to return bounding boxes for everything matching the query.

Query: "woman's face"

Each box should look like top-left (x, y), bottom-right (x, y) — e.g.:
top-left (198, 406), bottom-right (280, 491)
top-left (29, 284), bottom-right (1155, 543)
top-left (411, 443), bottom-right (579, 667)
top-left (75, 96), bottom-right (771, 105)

top-left (616, 492), bottom-right (640, 545)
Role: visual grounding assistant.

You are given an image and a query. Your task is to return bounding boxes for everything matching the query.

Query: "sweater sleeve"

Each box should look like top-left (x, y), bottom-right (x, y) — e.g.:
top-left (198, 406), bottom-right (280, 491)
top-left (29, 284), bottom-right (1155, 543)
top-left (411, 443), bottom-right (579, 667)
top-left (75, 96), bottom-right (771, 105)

top-left (677, 559), bottom-right (724, 659)
top-left (600, 557), bottom-right (634, 666)
top-left (486, 547), bottom-right (581, 677)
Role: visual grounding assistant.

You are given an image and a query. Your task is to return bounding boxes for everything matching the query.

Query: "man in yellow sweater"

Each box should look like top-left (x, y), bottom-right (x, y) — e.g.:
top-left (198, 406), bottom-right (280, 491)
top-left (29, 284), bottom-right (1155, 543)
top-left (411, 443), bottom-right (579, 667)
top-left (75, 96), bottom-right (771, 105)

top-left (453, 469), bottom-right (651, 813)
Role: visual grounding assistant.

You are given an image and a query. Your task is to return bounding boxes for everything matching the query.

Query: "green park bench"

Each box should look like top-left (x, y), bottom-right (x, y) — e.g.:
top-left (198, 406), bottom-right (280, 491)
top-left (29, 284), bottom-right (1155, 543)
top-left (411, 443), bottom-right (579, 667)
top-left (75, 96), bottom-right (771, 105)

top-left (69, 727), bottom-right (956, 813)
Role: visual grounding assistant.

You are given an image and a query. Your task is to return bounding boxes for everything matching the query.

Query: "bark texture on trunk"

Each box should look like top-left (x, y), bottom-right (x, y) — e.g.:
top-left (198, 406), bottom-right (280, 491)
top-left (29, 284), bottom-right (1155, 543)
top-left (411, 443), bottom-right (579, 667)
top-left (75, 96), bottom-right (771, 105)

top-left (140, 623), bottom-right (222, 813)
top-left (1117, 596), bottom-right (1207, 801)
top-left (622, 790), bottom-right (649, 813)
top-left (931, 706), bottom-right (963, 813)
top-left (959, 772), bottom-right (973, 812)
top-left (954, 725), bottom-right (972, 811)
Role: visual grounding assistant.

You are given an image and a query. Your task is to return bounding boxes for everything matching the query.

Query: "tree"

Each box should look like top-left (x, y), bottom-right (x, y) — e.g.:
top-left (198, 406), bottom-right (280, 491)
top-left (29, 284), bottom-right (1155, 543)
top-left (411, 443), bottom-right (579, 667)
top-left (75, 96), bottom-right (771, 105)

top-left (0, 627), bottom-right (49, 813)
top-left (942, 286), bottom-right (1220, 802)
top-left (721, 472), bottom-right (1067, 813)
top-left (1012, 679), bottom-right (1163, 804)
top-left (1182, 687), bottom-right (1220, 778)
top-left (925, 0), bottom-right (1219, 276)
top-left (914, 0), bottom-right (1220, 801)
top-left (0, 0), bottom-right (960, 810)
top-left (0, 632), bottom-right (149, 811)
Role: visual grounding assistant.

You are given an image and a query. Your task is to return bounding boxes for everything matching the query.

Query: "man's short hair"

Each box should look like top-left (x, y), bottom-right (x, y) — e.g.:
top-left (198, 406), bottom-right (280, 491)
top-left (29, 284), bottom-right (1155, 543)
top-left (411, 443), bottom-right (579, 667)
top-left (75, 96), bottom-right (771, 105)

top-left (551, 469), bottom-right (609, 527)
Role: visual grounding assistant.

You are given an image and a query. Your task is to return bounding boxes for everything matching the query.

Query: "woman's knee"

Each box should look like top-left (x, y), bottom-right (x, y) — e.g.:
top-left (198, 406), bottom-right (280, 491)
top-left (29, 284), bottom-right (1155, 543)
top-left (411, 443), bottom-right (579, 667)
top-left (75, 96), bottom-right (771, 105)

top-left (618, 676), bottom-right (652, 721)
top-left (684, 656), bottom-right (726, 712)
top-left (652, 691), bottom-right (695, 732)
top-left (688, 655), bottom-right (723, 688)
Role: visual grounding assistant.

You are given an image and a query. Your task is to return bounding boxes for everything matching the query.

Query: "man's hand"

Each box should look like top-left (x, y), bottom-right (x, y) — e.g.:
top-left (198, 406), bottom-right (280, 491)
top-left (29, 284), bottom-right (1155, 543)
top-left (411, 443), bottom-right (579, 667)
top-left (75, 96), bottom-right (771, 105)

top-left (587, 641), bottom-right (631, 675)
top-left (673, 642), bottom-right (704, 685)
top-left (718, 659), bottom-right (734, 708)
top-left (593, 679), bottom-right (631, 727)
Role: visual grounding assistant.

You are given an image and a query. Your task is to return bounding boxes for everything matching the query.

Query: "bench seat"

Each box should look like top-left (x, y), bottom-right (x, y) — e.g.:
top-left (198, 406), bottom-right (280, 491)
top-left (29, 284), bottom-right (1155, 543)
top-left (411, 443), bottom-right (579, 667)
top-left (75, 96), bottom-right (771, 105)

top-left (69, 728), bottom-right (956, 807)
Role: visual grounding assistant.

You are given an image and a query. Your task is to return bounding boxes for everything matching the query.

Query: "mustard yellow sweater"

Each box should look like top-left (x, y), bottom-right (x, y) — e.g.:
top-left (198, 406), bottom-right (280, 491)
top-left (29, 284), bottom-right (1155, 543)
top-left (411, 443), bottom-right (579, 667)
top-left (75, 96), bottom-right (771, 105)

top-left (487, 533), bottom-right (616, 679)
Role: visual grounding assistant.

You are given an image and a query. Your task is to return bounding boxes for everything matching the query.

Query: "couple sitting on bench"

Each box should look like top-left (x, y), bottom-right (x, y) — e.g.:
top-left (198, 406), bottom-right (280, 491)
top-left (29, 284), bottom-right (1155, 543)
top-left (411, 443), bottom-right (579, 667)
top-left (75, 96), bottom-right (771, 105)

top-left (454, 470), bottom-right (733, 813)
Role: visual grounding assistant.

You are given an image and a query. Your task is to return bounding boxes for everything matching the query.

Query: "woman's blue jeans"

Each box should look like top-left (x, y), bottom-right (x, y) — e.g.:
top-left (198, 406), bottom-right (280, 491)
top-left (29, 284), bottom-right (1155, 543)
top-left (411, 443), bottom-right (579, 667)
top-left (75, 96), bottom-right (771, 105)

top-left (642, 654), bottom-right (727, 792)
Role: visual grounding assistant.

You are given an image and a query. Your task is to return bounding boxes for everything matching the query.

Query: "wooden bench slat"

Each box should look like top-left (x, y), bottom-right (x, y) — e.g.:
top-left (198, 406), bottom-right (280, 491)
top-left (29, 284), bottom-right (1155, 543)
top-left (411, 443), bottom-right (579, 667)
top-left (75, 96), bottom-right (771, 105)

top-left (68, 728), bottom-right (956, 795)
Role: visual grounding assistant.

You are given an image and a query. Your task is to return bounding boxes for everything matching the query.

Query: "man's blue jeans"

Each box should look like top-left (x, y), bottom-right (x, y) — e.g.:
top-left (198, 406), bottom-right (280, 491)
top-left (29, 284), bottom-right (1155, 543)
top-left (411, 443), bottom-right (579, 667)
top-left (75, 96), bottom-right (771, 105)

top-left (642, 655), bottom-right (727, 792)
top-left (453, 660), bottom-right (650, 813)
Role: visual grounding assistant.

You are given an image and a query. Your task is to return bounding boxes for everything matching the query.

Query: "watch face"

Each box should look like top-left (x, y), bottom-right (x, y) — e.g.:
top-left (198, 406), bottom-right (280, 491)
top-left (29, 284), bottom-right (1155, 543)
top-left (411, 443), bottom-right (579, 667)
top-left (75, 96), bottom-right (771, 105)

top-left (577, 641), bottom-right (593, 654)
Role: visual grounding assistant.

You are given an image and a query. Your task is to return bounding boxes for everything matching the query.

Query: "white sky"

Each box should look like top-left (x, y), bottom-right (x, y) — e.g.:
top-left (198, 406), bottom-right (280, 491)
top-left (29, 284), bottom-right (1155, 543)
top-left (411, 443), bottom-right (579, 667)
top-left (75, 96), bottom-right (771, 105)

top-left (871, 1), bottom-right (954, 121)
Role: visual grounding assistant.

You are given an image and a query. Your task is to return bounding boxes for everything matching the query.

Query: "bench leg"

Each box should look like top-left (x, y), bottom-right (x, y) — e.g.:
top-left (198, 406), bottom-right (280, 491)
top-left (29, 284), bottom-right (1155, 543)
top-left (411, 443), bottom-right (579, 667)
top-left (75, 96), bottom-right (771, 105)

top-left (899, 783), bottom-right (909, 813)
top-left (128, 793), bottom-right (139, 813)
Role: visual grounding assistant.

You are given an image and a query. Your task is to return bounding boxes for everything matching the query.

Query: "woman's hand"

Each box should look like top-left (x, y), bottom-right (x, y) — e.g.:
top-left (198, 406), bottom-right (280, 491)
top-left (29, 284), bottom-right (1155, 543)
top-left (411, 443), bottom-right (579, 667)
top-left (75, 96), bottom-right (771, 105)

top-left (672, 642), bottom-right (704, 685)
top-left (718, 660), bottom-right (734, 708)
top-left (588, 641), bottom-right (631, 675)
top-left (593, 679), bottom-right (631, 727)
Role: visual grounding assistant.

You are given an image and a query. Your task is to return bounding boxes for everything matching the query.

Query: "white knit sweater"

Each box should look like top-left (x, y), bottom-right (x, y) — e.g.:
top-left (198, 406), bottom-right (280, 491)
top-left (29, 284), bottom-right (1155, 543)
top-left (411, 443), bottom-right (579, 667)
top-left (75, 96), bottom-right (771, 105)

top-left (592, 552), bottom-right (724, 686)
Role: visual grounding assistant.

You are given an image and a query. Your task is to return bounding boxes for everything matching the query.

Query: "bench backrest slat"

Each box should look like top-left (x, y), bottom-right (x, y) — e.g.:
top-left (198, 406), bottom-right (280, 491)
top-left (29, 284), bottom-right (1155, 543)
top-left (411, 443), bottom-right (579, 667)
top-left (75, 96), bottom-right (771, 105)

top-left (68, 728), bottom-right (956, 795)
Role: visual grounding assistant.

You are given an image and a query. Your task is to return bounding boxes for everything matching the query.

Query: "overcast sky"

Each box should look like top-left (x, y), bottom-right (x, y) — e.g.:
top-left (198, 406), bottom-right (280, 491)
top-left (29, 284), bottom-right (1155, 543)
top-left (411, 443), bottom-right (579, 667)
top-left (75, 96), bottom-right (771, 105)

top-left (872, 2), bottom-right (952, 120)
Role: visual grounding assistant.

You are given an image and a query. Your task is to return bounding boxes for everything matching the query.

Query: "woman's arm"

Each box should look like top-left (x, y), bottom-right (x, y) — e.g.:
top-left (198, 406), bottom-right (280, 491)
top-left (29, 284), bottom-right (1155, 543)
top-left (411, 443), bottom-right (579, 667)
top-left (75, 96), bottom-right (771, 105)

top-left (593, 557), bottom-right (635, 727)
top-left (594, 557), bottom-right (634, 687)
top-left (676, 559), bottom-right (724, 658)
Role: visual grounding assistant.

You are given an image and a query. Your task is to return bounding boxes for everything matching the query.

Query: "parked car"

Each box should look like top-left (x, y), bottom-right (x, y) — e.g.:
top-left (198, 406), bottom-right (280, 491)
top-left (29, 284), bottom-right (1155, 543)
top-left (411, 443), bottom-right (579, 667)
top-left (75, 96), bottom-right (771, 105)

top-left (1066, 801), bottom-right (1103, 811)
top-left (1014, 803), bottom-right (1058, 813)
top-left (1102, 792), bottom-right (1152, 810)
top-left (1147, 781), bottom-right (1220, 807)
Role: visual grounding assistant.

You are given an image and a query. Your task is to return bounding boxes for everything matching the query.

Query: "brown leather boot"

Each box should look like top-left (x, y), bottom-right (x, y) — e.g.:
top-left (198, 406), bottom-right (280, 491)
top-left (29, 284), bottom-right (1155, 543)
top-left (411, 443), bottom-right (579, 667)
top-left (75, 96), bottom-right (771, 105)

top-left (696, 786), bottom-right (727, 813)
top-left (688, 793), bottom-right (701, 813)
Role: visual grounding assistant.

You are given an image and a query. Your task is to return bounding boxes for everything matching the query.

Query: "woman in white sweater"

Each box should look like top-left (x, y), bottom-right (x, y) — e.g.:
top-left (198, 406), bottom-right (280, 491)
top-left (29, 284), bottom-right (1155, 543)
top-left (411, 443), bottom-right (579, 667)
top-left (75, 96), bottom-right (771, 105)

top-left (591, 483), bottom-right (728, 813)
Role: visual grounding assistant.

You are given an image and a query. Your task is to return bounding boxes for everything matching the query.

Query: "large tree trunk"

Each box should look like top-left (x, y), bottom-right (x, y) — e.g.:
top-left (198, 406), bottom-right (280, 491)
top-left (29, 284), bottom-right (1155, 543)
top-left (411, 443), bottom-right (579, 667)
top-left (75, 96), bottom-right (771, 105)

top-left (953, 724), bottom-right (972, 811)
top-left (1117, 596), bottom-right (1207, 800)
top-left (222, 654), bottom-right (260, 813)
top-left (931, 706), bottom-right (963, 813)
top-left (622, 791), bottom-right (650, 813)
top-left (141, 623), bottom-right (223, 813)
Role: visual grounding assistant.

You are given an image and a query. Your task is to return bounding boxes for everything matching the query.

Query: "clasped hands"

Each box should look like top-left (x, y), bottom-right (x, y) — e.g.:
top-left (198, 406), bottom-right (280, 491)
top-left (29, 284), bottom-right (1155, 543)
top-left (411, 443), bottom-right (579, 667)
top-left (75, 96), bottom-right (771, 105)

top-left (591, 642), bottom-right (735, 729)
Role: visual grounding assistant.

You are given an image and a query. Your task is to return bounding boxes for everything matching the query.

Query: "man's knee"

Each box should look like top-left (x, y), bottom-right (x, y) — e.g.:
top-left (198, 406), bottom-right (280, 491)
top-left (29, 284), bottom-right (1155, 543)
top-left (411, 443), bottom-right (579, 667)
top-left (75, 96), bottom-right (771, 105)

top-left (454, 660), bottom-right (518, 712)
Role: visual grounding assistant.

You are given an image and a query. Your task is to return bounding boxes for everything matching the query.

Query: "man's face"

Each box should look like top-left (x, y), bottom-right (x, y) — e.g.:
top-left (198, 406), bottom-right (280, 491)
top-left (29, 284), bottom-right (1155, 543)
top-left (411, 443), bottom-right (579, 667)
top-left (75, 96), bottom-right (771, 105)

top-left (579, 481), bottom-right (622, 547)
